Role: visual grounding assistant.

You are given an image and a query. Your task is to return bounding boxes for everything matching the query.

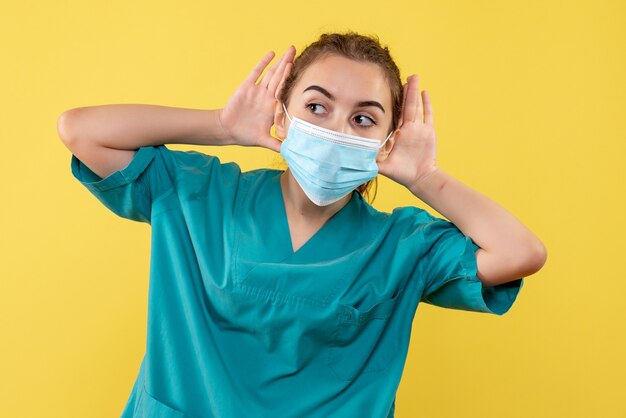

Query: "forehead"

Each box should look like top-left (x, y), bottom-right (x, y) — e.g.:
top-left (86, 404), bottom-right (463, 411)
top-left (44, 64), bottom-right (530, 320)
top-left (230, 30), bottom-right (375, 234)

top-left (292, 54), bottom-right (392, 106)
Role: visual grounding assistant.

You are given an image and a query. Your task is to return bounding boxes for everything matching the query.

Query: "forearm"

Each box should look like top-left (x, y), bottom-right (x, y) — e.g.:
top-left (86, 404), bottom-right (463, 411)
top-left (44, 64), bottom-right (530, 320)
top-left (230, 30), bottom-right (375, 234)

top-left (59, 104), bottom-right (232, 149)
top-left (409, 168), bottom-right (546, 266)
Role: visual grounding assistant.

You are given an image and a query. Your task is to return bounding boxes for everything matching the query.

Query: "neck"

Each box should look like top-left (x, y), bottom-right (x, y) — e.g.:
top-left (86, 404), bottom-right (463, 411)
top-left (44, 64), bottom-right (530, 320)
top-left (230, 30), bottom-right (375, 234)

top-left (280, 169), bottom-right (352, 220)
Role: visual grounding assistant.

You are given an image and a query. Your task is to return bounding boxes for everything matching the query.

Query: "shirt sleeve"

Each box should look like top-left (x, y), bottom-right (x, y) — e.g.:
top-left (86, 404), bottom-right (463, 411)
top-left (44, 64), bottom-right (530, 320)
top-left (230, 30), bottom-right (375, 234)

top-left (417, 215), bottom-right (524, 316)
top-left (70, 144), bottom-right (237, 224)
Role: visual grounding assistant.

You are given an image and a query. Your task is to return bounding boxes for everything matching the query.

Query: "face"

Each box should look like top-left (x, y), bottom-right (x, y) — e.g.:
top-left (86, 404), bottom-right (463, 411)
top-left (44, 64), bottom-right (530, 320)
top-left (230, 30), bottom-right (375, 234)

top-left (275, 54), bottom-right (395, 155)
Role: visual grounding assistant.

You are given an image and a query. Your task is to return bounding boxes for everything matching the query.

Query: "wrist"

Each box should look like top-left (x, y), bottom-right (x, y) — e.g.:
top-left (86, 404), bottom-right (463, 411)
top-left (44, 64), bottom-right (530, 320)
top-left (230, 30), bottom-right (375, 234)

top-left (207, 108), bottom-right (235, 146)
top-left (408, 166), bottom-right (445, 198)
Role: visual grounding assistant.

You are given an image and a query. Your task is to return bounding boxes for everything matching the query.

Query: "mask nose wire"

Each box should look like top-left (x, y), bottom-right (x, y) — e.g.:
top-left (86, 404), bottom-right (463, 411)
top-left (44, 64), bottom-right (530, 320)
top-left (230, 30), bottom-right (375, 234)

top-left (284, 101), bottom-right (393, 149)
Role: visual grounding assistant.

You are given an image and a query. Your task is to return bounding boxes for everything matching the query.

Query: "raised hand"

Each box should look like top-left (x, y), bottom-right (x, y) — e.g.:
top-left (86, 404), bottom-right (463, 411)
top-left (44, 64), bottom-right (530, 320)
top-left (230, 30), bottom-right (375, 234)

top-left (377, 74), bottom-right (439, 190)
top-left (218, 46), bottom-right (296, 153)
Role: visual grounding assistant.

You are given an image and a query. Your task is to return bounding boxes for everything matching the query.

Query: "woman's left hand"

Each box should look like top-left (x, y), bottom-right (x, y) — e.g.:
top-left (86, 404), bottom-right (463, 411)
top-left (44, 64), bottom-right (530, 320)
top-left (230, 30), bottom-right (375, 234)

top-left (377, 74), bottom-right (439, 191)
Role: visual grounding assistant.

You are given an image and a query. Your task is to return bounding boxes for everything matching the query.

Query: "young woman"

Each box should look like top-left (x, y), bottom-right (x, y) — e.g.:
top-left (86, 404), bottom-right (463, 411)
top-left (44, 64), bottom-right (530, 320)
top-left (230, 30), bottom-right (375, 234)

top-left (59, 32), bottom-right (546, 418)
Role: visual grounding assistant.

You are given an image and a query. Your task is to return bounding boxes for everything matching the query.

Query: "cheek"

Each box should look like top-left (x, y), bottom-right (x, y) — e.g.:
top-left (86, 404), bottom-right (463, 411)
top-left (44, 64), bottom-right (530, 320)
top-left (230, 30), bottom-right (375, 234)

top-left (382, 116), bottom-right (395, 134)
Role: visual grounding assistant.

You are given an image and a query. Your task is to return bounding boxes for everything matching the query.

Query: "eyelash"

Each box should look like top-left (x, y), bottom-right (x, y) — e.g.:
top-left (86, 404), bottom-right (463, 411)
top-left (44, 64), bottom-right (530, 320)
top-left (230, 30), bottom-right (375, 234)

top-left (306, 103), bottom-right (377, 128)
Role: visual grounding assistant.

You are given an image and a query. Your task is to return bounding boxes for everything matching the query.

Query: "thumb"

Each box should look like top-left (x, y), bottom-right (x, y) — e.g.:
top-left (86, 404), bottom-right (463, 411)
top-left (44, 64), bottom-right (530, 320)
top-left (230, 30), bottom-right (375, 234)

top-left (259, 135), bottom-right (282, 153)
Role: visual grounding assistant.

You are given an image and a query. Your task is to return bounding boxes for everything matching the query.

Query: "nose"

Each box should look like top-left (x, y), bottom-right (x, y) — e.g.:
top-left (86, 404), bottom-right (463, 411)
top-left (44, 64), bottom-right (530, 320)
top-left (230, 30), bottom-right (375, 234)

top-left (328, 113), bottom-right (355, 136)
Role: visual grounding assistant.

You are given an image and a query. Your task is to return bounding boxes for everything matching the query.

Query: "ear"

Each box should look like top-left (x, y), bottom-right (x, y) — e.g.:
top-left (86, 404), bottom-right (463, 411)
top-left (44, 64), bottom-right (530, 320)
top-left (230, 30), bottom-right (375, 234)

top-left (376, 129), bottom-right (398, 162)
top-left (274, 100), bottom-right (288, 140)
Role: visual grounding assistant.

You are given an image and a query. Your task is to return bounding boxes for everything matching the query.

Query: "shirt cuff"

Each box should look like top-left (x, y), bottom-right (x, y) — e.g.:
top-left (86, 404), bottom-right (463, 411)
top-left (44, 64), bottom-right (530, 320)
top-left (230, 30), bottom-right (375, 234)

top-left (70, 146), bottom-right (156, 192)
top-left (421, 239), bottom-right (525, 315)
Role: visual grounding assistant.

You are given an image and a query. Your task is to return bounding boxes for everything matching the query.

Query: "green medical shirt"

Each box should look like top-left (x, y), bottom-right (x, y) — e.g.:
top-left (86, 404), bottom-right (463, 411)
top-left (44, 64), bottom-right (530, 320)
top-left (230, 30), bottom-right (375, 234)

top-left (70, 145), bottom-right (524, 418)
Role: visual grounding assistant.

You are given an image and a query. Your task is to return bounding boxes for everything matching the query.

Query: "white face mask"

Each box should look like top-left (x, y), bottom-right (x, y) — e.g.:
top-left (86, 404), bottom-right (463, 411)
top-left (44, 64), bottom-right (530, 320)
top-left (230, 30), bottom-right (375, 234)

top-left (280, 103), bottom-right (393, 206)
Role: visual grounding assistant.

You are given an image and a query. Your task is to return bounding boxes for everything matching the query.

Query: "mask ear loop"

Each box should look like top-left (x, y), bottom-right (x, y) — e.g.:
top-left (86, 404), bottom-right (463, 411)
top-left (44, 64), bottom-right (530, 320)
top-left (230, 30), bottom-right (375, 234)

top-left (282, 103), bottom-right (293, 122)
top-left (378, 129), bottom-right (394, 149)
top-left (278, 103), bottom-right (294, 143)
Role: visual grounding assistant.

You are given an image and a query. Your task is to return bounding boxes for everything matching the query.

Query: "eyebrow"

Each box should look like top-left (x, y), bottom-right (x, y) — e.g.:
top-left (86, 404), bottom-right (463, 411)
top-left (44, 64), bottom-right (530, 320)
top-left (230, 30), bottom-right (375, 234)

top-left (303, 85), bottom-right (386, 113)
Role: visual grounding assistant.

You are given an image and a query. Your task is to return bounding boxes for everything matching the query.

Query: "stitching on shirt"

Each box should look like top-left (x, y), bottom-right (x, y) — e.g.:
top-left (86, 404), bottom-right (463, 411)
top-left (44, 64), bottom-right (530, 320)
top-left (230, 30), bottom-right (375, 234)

top-left (234, 282), bottom-right (330, 309)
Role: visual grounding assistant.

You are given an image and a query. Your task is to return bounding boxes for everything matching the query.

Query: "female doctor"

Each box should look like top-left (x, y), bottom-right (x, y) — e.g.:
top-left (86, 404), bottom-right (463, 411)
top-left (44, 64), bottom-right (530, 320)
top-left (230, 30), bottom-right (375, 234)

top-left (59, 32), bottom-right (547, 418)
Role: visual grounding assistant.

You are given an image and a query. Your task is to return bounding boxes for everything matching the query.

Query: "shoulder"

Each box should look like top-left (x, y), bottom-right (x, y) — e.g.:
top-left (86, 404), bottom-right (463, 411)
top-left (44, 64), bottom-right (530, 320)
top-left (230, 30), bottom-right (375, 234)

top-left (389, 205), bottom-right (435, 224)
top-left (342, 195), bottom-right (440, 249)
top-left (154, 146), bottom-right (280, 188)
top-left (158, 146), bottom-right (280, 179)
top-left (359, 197), bottom-right (438, 231)
top-left (154, 145), bottom-right (242, 179)
top-left (240, 166), bottom-right (282, 182)
top-left (363, 201), bottom-right (462, 249)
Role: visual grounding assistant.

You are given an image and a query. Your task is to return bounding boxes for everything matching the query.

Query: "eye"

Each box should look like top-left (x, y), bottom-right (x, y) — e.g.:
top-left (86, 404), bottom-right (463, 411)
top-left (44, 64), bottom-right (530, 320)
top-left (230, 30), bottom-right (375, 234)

top-left (354, 114), bottom-right (376, 127)
top-left (306, 103), bottom-right (326, 115)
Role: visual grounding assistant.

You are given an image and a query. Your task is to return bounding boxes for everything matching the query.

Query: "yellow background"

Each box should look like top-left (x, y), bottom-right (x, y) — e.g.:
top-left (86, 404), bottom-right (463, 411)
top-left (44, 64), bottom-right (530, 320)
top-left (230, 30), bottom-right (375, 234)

top-left (1, 0), bottom-right (624, 417)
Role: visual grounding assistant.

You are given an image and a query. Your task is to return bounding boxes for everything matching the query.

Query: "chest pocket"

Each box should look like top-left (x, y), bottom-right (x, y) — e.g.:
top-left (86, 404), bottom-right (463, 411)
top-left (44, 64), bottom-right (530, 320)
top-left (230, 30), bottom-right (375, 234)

top-left (136, 383), bottom-right (192, 418)
top-left (327, 289), bottom-right (404, 382)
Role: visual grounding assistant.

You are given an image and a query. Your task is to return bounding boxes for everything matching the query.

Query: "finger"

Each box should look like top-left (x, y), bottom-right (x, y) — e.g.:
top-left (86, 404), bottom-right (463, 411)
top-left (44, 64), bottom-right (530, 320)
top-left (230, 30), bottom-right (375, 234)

top-left (423, 90), bottom-right (434, 126)
top-left (267, 45), bottom-right (296, 93)
top-left (244, 51), bottom-right (276, 85)
top-left (261, 52), bottom-right (284, 89)
top-left (398, 81), bottom-right (409, 127)
top-left (403, 75), bottom-right (419, 123)
top-left (275, 62), bottom-right (293, 100)
top-left (415, 75), bottom-right (423, 123)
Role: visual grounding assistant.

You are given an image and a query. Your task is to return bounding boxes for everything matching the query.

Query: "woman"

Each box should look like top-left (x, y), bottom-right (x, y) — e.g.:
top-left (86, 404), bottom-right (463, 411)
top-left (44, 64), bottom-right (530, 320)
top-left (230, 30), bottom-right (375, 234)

top-left (59, 32), bottom-right (546, 418)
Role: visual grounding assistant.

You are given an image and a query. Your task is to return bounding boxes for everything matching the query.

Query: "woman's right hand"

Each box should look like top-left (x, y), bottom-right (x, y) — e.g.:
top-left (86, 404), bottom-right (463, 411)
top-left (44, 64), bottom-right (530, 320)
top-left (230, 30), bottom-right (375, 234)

top-left (218, 46), bottom-right (296, 153)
